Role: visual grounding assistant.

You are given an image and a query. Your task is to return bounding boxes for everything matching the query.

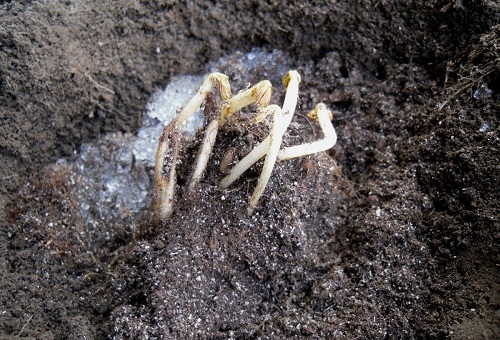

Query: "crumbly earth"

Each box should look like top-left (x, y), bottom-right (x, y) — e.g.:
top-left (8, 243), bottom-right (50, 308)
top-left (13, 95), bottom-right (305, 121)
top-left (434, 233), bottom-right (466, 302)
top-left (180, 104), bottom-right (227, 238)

top-left (1, 0), bottom-right (499, 339)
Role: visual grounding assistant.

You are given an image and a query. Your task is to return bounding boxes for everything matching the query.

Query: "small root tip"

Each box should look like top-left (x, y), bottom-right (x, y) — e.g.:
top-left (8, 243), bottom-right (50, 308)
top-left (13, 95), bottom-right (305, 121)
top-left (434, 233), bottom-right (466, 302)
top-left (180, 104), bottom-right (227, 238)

top-left (247, 205), bottom-right (256, 215)
top-left (282, 70), bottom-right (301, 88)
top-left (307, 103), bottom-right (333, 121)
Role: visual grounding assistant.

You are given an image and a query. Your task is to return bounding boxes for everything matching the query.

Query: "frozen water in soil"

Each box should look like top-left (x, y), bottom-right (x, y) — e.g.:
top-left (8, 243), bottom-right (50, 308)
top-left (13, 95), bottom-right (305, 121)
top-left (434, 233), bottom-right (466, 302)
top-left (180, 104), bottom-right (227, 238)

top-left (131, 76), bottom-right (205, 166)
top-left (472, 82), bottom-right (492, 100)
top-left (56, 48), bottom-right (292, 227)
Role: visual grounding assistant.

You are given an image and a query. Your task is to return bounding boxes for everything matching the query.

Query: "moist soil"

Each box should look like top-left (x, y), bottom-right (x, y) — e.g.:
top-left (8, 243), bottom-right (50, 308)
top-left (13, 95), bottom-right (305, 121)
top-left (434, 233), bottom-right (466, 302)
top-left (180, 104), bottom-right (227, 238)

top-left (1, 1), bottom-right (499, 339)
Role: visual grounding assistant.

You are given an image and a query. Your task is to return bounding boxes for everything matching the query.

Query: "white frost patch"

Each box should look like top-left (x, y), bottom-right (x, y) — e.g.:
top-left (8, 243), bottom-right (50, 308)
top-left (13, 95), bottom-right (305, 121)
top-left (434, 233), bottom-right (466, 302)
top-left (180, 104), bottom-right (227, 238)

top-left (54, 48), bottom-right (292, 228)
top-left (146, 75), bottom-right (205, 133)
top-left (133, 75), bottom-right (205, 165)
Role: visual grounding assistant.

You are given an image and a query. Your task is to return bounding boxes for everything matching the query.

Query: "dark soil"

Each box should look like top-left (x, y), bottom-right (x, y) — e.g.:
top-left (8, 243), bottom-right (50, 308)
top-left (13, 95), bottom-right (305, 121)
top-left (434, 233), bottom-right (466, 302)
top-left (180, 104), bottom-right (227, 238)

top-left (1, 0), bottom-right (499, 339)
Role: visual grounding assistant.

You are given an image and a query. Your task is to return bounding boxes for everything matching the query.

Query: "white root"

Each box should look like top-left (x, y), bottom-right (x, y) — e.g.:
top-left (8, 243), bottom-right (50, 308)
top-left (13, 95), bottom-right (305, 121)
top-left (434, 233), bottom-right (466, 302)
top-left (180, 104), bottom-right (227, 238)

top-left (219, 71), bottom-right (301, 190)
top-left (218, 136), bottom-right (268, 189)
top-left (153, 73), bottom-right (230, 220)
top-left (278, 103), bottom-right (337, 160)
top-left (219, 71), bottom-right (302, 212)
top-left (154, 73), bottom-right (274, 219)
top-left (154, 69), bottom-right (338, 219)
top-left (219, 76), bottom-right (337, 214)
top-left (248, 105), bottom-right (284, 214)
top-left (175, 73), bottom-right (230, 130)
top-left (188, 118), bottom-right (219, 192)
top-left (153, 120), bottom-right (180, 221)
top-left (219, 80), bottom-right (272, 125)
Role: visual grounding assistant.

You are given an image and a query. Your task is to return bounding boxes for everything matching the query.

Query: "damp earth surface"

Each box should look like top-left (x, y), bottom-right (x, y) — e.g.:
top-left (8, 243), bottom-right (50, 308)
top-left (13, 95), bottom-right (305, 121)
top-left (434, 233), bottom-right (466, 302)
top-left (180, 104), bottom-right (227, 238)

top-left (1, 1), bottom-right (499, 339)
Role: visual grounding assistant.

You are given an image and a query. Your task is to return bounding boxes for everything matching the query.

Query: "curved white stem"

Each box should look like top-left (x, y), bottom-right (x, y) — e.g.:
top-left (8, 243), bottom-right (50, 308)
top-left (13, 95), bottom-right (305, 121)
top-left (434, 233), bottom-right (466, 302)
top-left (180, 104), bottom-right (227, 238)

top-left (153, 73), bottom-right (229, 221)
top-left (176, 73), bottom-right (230, 130)
top-left (219, 80), bottom-right (272, 125)
top-left (219, 71), bottom-right (301, 191)
top-left (218, 137), bottom-right (269, 189)
top-left (248, 105), bottom-right (283, 214)
top-left (278, 103), bottom-right (337, 160)
top-left (188, 118), bottom-right (219, 191)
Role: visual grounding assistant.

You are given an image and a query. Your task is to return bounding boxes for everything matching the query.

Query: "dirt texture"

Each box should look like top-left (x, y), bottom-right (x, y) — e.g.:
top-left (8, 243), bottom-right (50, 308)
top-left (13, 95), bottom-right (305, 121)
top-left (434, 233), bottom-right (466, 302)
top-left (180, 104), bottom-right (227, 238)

top-left (1, 0), bottom-right (499, 339)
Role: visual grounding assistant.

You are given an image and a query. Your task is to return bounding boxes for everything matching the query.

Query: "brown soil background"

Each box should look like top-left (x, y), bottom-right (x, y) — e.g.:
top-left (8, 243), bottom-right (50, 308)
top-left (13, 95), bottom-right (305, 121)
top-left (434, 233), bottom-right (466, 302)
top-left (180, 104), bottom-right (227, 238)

top-left (1, 0), bottom-right (499, 339)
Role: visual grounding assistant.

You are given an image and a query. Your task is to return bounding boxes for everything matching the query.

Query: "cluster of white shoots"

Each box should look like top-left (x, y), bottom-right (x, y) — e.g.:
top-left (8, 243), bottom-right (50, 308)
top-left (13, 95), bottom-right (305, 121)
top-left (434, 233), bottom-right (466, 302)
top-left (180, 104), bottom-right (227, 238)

top-left (153, 71), bottom-right (337, 221)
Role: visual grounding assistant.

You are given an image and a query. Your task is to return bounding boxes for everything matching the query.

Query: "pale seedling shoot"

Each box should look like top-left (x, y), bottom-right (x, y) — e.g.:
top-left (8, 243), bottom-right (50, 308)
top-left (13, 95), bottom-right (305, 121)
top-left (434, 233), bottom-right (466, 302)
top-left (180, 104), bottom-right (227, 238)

top-left (219, 72), bottom-right (337, 214)
top-left (153, 73), bottom-right (271, 221)
top-left (153, 70), bottom-right (337, 221)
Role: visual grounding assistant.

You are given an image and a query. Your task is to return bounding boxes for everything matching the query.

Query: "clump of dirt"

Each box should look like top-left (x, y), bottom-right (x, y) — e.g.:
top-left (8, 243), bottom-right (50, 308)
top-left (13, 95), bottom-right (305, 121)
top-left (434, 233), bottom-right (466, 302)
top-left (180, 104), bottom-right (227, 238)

top-left (3, 165), bottom-right (126, 339)
top-left (408, 23), bottom-right (500, 338)
top-left (1, 0), bottom-right (498, 338)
